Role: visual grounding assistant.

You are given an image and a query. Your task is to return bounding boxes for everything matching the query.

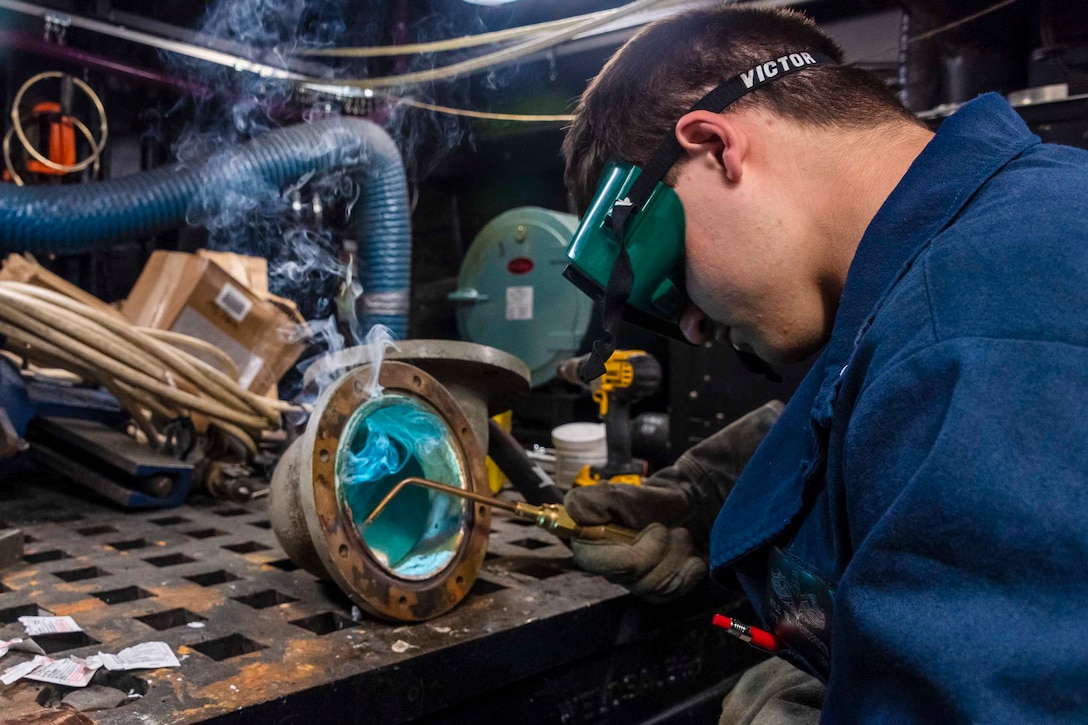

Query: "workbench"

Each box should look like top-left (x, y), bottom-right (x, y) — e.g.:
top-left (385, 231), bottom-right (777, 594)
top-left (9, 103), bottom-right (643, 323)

top-left (0, 474), bottom-right (763, 724)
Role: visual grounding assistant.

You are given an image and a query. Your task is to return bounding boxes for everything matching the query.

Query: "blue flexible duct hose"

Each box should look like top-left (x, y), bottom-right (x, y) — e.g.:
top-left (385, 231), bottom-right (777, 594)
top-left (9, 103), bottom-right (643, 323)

top-left (0, 117), bottom-right (411, 338)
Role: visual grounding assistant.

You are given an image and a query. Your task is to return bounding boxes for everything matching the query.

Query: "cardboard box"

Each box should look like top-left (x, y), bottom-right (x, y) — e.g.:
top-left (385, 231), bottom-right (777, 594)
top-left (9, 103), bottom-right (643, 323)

top-left (0, 254), bottom-right (126, 320)
top-left (195, 249), bottom-right (304, 324)
top-left (196, 250), bottom-right (269, 296)
top-left (122, 251), bottom-right (306, 395)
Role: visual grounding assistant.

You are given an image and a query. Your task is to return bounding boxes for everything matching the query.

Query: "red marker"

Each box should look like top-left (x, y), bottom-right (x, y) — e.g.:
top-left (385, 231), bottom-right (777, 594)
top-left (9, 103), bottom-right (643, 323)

top-left (712, 614), bottom-right (784, 652)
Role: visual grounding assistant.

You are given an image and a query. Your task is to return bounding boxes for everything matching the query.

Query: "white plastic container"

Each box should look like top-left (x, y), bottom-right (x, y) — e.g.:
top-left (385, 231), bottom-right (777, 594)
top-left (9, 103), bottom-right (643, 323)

top-left (551, 422), bottom-right (607, 489)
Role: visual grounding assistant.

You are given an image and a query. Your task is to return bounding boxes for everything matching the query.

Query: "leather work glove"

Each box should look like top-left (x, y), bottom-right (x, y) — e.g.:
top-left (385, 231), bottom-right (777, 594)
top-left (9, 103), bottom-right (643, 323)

top-left (564, 400), bottom-right (784, 604)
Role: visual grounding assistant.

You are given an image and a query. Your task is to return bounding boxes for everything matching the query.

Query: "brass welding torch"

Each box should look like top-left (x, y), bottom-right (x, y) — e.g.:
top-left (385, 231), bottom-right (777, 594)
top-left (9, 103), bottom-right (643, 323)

top-left (363, 477), bottom-right (639, 545)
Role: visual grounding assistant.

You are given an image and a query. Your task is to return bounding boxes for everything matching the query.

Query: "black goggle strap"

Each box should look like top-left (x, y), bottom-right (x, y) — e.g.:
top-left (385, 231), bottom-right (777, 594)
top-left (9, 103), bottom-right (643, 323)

top-left (579, 51), bottom-right (833, 383)
top-left (580, 239), bottom-right (633, 381)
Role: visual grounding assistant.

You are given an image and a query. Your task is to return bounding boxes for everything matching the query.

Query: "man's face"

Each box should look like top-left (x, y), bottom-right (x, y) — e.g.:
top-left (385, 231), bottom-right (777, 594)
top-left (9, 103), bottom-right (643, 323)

top-left (671, 148), bottom-right (834, 365)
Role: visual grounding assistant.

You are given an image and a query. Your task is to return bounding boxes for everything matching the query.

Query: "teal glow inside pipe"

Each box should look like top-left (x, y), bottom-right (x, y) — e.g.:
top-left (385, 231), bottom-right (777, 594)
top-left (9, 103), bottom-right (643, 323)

top-left (336, 394), bottom-right (467, 580)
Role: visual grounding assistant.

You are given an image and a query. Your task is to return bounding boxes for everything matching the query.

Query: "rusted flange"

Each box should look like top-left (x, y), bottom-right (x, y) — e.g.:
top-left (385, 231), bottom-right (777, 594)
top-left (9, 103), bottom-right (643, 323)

top-left (293, 361), bottom-right (489, 621)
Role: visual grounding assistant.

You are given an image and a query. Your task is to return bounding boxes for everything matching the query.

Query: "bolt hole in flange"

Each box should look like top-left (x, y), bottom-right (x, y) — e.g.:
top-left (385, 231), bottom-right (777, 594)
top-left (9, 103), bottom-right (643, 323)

top-left (337, 394), bottom-right (467, 581)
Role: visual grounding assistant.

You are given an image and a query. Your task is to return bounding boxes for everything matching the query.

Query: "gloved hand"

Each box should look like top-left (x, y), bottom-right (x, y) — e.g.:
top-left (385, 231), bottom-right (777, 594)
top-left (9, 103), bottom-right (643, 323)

top-left (564, 400), bottom-right (784, 604)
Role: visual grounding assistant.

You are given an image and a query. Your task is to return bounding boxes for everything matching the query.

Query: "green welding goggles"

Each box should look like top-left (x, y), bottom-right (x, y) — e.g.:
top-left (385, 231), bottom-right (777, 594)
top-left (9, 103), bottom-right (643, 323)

top-left (563, 50), bottom-right (832, 381)
top-left (564, 161), bottom-right (687, 341)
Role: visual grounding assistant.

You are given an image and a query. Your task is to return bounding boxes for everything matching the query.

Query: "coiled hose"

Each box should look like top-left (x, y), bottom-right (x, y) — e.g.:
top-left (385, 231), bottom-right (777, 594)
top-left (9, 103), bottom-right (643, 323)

top-left (0, 116), bottom-right (411, 337)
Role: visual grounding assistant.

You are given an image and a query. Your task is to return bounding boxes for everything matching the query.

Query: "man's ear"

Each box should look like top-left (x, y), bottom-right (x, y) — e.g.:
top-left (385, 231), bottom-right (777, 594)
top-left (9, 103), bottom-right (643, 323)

top-left (675, 111), bottom-right (747, 183)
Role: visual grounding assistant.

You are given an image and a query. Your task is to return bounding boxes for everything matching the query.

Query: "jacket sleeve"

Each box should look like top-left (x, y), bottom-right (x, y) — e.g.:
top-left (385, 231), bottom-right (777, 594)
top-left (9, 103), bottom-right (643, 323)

top-left (652, 400), bottom-right (784, 548)
top-left (827, 336), bottom-right (1088, 723)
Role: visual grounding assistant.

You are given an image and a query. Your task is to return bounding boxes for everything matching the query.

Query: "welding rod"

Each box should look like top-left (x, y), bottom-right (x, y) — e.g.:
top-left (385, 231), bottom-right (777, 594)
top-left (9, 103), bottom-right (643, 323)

top-left (363, 477), bottom-right (639, 545)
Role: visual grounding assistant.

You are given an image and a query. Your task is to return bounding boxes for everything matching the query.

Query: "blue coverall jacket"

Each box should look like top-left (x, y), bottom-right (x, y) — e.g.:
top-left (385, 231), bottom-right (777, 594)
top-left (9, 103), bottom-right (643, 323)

top-left (709, 93), bottom-right (1088, 722)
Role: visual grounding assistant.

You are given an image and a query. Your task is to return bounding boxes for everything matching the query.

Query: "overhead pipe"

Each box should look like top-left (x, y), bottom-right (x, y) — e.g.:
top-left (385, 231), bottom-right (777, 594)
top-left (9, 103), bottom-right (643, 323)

top-left (0, 30), bottom-right (211, 98)
top-left (0, 116), bottom-right (412, 338)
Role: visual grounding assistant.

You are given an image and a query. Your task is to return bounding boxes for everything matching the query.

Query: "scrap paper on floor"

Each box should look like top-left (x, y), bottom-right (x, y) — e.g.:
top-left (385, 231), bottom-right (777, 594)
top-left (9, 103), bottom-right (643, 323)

top-left (96, 642), bottom-right (180, 671)
top-left (25, 656), bottom-right (101, 687)
top-left (0, 638), bottom-right (22, 658)
top-left (1, 655), bottom-right (51, 686)
top-left (18, 615), bottom-right (81, 636)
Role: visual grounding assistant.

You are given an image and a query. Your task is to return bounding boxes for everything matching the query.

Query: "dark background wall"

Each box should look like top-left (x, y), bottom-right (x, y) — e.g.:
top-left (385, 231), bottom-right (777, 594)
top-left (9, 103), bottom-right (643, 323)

top-left (3, 0), bottom-right (1086, 454)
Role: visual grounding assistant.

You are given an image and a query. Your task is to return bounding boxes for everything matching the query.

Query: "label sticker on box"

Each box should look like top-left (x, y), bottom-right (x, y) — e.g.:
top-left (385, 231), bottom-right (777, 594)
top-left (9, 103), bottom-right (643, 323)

top-left (237, 354), bottom-right (267, 390)
top-left (215, 282), bottom-right (253, 323)
top-left (171, 307), bottom-right (261, 390)
top-left (505, 286), bottom-right (534, 321)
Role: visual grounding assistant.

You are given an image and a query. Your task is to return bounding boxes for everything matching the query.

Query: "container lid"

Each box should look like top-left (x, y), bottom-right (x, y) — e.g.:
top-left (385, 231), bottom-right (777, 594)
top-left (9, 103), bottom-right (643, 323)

top-left (551, 422), bottom-right (606, 446)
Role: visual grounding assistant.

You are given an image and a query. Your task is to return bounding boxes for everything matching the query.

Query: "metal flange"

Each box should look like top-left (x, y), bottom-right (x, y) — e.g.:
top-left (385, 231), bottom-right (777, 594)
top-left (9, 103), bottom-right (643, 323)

top-left (273, 361), bottom-right (490, 621)
top-left (300, 340), bottom-right (530, 452)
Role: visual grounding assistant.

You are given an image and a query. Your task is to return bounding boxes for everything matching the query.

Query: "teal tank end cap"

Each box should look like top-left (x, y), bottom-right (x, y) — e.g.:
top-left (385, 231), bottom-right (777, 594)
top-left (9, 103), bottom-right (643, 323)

top-left (455, 207), bottom-right (594, 388)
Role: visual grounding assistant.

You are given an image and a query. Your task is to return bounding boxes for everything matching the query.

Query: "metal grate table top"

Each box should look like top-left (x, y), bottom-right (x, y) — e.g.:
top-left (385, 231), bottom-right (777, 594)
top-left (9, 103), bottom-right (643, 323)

top-left (0, 475), bottom-right (756, 724)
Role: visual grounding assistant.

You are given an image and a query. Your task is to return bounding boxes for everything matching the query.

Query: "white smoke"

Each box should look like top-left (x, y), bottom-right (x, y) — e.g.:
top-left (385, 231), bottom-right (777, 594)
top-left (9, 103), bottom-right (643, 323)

top-left (152, 0), bottom-right (527, 402)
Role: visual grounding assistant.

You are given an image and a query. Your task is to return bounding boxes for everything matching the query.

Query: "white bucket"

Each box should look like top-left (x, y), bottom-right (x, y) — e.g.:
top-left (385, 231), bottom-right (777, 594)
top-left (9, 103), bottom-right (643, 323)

top-left (551, 422), bottom-right (607, 489)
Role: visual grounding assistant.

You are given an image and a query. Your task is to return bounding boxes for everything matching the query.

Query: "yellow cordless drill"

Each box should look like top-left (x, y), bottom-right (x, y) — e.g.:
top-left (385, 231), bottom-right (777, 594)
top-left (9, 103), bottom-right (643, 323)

top-left (556, 350), bottom-right (662, 487)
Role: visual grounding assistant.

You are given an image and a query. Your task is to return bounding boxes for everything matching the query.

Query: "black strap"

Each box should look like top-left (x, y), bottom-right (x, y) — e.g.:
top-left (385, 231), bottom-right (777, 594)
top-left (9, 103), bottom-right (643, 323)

top-left (628, 51), bottom-right (834, 218)
top-left (578, 51), bottom-right (832, 383)
top-left (580, 241), bottom-right (633, 380)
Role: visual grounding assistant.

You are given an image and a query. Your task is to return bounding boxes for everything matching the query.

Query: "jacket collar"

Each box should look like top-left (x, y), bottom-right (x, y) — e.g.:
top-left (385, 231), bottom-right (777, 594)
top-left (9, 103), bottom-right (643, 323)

top-left (711, 93), bottom-right (1039, 574)
top-left (813, 93), bottom-right (1040, 417)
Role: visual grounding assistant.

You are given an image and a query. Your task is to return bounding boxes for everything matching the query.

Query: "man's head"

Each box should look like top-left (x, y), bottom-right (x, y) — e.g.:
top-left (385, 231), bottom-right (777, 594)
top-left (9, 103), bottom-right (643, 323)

top-left (563, 7), bottom-right (929, 364)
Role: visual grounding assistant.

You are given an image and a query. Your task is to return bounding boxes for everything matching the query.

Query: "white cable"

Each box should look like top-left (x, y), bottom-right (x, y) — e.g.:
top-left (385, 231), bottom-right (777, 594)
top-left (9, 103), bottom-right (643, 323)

top-left (300, 0), bottom-right (675, 91)
top-left (294, 11), bottom-right (612, 58)
top-left (0, 281), bottom-right (301, 433)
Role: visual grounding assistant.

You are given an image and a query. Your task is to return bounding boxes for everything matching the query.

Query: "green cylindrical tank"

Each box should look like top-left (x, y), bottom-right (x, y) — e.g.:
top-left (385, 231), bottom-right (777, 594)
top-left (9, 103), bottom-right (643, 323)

top-left (450, 207), bottom-right (593, 387)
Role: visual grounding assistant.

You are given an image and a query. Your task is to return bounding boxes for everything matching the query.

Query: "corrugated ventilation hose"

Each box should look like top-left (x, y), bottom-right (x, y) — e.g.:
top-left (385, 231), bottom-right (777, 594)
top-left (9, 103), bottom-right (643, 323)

top-left (0, 116), bottom-right (411, 337)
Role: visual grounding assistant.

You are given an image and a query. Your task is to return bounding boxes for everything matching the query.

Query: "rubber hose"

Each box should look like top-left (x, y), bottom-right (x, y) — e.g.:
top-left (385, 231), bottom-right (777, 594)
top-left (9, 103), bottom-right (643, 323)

top-left (0, 117), bottom-right (411, 338)
top-left (487, 420), bottom-right (564, 506)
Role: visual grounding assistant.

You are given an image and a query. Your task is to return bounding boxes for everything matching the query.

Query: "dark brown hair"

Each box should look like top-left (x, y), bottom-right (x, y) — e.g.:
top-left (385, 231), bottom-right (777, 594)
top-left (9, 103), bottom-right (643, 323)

top-left (562, 7), bottom-right (919, 213)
